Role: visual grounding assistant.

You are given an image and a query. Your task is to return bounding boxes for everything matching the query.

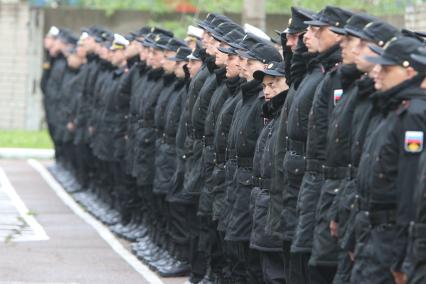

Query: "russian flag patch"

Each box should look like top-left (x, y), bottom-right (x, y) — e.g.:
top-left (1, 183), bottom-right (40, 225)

top-left (334, 89), bottom-right (343, 106)
top-left (404, 131), bottom-right (424, 153)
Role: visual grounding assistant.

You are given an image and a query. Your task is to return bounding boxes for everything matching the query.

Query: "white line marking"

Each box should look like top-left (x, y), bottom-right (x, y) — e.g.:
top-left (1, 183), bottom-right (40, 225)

top-left (0, 168), bottom-right (49, 242)
top-left (28, 159), bottom-right (166, 284)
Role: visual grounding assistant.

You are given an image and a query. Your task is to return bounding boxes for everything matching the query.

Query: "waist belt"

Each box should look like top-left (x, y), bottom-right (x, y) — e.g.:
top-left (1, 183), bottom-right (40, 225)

top-left (252, 176), bottom-right (271, 189)
top-left (193, 129), bottom-right (204, 140)
top-left (324, 166), bottom-right (349, 179)
top-left (306, 159), bottom-right (324, 173)
top-left (236, 156), bottom-right (253, 168)
top-left (369, 209), bottom-right (397, 226)
top-left (354, 195), bottom-right (369, 211)
top-left (226, 148), bottom-right (236, 160)
top-left (162, 134), bottom-right (176, 145)
top-left (350, 165), bottom-right (358, 179)
top-left (288, 139), bottom-right (306, 155)
top-left (410, 222), bottom-right (426, 239)
top-left (214, 152), bottom-right (226, 164)
top-left (143, 120), bottom-right (155, 128)
top-left (202, 135), bottom-right (214, 146)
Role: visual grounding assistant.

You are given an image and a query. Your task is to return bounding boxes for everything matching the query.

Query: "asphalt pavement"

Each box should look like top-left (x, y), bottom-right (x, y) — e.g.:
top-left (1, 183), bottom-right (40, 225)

top-left (0, 159), bottom-right (187, 284)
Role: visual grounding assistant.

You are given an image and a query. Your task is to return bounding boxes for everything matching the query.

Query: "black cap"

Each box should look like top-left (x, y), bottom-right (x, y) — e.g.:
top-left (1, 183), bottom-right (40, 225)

top-left (218, 46), bottom-right (238, 55)
top-left (203, 15), bottom-right (232, 34)
top-left (238, 43), bottom-right (282, 64)
top-left (197, 13), bottom-right (219, 30)
top-left (305, 6), bottom-right (353, 28)
top-left (330, 13), bottom-right (377, 35)
top-left (411, 47), bottom-right (426, 72)
top-left (168, 46), bottom-right (192, 62)
top-left (217, 30), bottom-right (244, 46)
top-left (416, 31), bottom-right (426, 38)
top-left (140, 33), bottom-right (156, 47)
top-left (211, 22), bottom-right (243, 41)
top-left (158, 37), bottom-right (187, 51)
top-left (352, 21), bottom-right (399, 48)
top-left (152, 34), bottom-right (172, 50)
top-left (59, 29), bottom-right (78, 45)
top-left (401, 29), bottom-right (426, 43)
top-left (366, 36), bottom-right (424, 70)
top-left (229, 32), bottom-right (270, 51)
top-left (187, 41), bottom-right (204, 61)
top-left (135, 26), bottom-right (151, 37)
top-left (149, 27), bottom-right (174, 38)
top-left (95, 29), bottom-right (114, 43)
top-left (283, 7), bottom-right (315, 34)
top-left (253, 61), bottom-right (286, 81)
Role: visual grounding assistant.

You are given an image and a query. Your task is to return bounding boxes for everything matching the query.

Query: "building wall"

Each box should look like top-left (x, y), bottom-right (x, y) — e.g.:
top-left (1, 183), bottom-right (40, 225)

top-left (405, 3), bottom-right (426, 32)
top-left (0, 1), bottom-right (33, 129)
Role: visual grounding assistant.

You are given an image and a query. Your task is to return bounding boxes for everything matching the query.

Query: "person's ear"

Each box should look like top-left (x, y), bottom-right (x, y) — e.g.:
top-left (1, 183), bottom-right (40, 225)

top-left (406, 66), bottom-right (418, 78)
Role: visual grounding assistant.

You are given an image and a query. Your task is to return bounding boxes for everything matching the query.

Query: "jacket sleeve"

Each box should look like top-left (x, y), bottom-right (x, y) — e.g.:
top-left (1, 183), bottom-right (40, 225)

top-left (392, 104), bottom-right (426, 272)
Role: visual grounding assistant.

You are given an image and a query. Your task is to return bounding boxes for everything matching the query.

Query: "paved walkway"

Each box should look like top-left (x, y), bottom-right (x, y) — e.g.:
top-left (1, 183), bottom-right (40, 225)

top-left (0, 159), bottom-right (186, 284)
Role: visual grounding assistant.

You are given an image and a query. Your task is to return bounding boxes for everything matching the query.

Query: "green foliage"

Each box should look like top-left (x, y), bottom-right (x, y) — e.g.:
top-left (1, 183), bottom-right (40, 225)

top-left (77, 0), bottom-right (407, 15)
top-left (0, 130), bottom-right (53, 149)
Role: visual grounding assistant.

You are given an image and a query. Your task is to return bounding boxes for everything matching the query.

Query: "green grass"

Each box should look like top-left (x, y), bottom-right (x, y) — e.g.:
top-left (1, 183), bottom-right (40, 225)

top-left (0, 130), bottom-right (53, 149)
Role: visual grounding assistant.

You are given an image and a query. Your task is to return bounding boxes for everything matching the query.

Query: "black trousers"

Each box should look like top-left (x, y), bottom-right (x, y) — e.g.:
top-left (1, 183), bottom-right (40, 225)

top-left (259, 251), bottom-right (286, 284)
top-left (309, 265), bottom-right (337, 284)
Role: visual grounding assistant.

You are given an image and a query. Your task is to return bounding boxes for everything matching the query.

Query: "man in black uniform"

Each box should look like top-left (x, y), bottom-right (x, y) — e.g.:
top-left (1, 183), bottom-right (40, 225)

top-left (225, 42), bottom-right (282, 283)
top-left (250, 61), bottom-right (289, 283)
top-left (351, 36), bottom-right (425, 284)
top-left (307, 12), bottom-right (376, 284)
top-left (406, 48), bottom-right (426, 284)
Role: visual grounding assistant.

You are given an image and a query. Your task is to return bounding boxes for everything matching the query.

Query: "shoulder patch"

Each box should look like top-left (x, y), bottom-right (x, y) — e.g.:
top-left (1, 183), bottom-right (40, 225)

top-left (334, 89), bottom-right (343, 106)
top-left (404, 131), bottom-right (423, 153)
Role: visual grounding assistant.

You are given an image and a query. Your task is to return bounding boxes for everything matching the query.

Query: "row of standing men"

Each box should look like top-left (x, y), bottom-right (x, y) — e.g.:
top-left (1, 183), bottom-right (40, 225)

top-left (41, 5), bottom-right (426, 284)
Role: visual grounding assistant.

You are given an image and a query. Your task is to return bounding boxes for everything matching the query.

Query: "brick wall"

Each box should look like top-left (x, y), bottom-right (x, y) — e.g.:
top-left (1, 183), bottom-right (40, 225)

top-left (405, 3), bottom-right (426, 32)
top-left (0, 1), bottom-right (33, 129)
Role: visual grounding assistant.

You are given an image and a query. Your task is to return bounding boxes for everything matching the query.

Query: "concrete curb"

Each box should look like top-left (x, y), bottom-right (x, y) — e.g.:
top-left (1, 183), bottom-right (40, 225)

top-left (0, 148), bottom-right (54, 159)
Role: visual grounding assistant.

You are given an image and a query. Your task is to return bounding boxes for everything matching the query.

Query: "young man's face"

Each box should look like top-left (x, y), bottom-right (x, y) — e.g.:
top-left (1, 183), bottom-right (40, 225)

top-left (162, 50), bottom-right (177, 73)
top-left (373, 64), bottom-right (417, 91)
top-left (110, 49), bottom-right (126, 67)
top-left (226, 54), bottom-right (240, 78)
top-left (139, 46), bottom-right (149, 61)
top-left (148, 48), bottom-right (165, 69)
top-left (67, 53), bottom-right (84, 69)
top-left (83, 36), bottom-right (96, 53)
top-left (245, 59), bottom-right (265, 81)
top-left (174, 61), bottom-right (186, 78)
top-left (215, 43), bottom-right (228, 66)
top-left (304, 26), bottom-right (320, 53)
top-left (201, 31), bottom-right (211, 50)
top-left (44, 36), bottom-right (55, 50)
top-left (355, 40), bottom-right (377, 74)
top-left (125, 41), bottom-right (140, 58)
top-left (262, 75), bottom-right (289, 102)
top-left (340, 35), bottom-right (360, 64)
top-left (315, 26), bottom-right (341, 53)
top-left (207, 36), bottom-right (220, 56)
top-left (76, 45), bottom-right (87, 59)
top-left (187, 59), bottom-right (202, 78)
top-left (286, 32), bottom-right (302, 51)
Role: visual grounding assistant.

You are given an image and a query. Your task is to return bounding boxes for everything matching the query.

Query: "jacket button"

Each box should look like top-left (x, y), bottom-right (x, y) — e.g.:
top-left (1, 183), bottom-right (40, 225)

top-left (334, 188), bottom-right (339, 193)
top-left (183, 155), bottom-right (186, 159)
top-left (335, 138), bottom-right (339, 143)
top-left (335, 123), bottom-right (338, 128)
top-left (379, 173), bottom-right (384, 179)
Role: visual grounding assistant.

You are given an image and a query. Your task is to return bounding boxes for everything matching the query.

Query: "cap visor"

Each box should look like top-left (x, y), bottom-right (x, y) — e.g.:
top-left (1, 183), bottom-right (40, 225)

top-left (415, 31), bottom-right (426, 38)
top-left (283, 27), bottom-right (306, 34)
top-left (211, 32), bottom-right (225, 42)
top-left (365, 55), bottom-right (397, 66)
top-left (218, 46), bottom-right (237, 55)
top-left (347, 29), bottom-right (368, 40)
top-left (236, 50), bottom-right (256, 60)
top-left (187, 54), bottom-right (201, 60)
top-left (412, 53), bottom-right (426, 65)
top-left (330, 26), bottom-right (347, 35)
top-left (304, 20), bottom-right (329, 27)
top-left (168, 56), bottom-right (186, 62)
top-left (368, 44), bottom-right (384, 55)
